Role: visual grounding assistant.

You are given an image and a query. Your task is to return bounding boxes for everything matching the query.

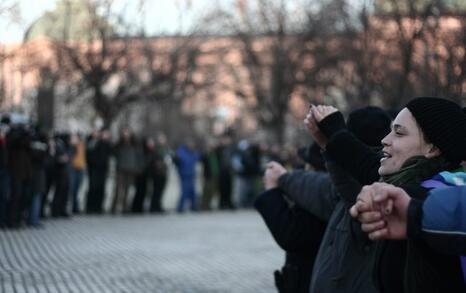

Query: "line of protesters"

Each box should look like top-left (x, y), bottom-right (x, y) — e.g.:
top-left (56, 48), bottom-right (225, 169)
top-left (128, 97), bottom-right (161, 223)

top-left (0, 115), bottom-right (308, 229)
top-left (255, 97), bottom-right (466, 293)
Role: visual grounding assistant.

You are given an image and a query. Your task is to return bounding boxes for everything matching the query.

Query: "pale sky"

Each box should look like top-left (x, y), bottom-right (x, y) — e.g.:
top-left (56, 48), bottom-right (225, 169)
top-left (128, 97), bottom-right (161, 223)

top-left (0, 0), bottom-right (224, 44)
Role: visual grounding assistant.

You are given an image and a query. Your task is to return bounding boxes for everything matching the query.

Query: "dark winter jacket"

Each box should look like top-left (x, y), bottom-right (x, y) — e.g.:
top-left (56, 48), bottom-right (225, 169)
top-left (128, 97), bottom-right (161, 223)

top-left (255, 187), bottom-right (326, 293)
top-left (30, 136), bottom-right (49, 194)
top-left (86, 138), bottom-right (112, 172)
top-left (318, 112), bottom-right (466, 293)
top-left (114, 141), bottom-right (143, 174)
top-left (0, 135), bottom-right (7, 171)
top-left (7, 126), bottom-right (33, 180)
top-left (278, 170), bottom-right (336, 222)
top-left (279, 161), bottom-right (379, 293)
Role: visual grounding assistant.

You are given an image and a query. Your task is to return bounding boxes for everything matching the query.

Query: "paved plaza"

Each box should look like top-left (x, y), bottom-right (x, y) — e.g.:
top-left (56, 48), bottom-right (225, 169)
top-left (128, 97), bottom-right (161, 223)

top-left (0, 211), bottom-right (282, 293)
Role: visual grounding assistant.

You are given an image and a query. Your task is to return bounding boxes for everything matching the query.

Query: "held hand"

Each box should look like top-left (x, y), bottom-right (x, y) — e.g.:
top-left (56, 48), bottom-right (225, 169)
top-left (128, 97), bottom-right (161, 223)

top-left (311, 105), bottom-right (339, 123)
top-left (364, 185), bottom-right (411, 240)
top-left (351, 183), bottom-right (410, 240)
top-left (304, 106), bottom-right (328, 149)
top-left (263, 161), bottom-right (287, 190)
top-left (350, 184), bottom-right (379, 218)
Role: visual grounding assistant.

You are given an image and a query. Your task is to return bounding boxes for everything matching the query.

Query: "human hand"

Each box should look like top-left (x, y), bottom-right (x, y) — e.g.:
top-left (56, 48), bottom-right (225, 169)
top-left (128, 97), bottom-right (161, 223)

top-left (304, 106), bottom-right (328, 149)
top-left (263, 161), bottom-right (287, 190)
top-left (350, 184), bottom-right (382, 221)
top-left (364, 184), bottom-right (411, 240)
top-left (350, 183), bottom-right (410, 240)
top-left (310, 105), bottom-right (339, 123)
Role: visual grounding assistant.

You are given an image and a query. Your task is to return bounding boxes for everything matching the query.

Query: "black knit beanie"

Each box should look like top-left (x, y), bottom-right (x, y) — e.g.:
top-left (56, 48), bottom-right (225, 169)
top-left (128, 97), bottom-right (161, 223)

top-left (347, 106), bottom-right (392, 147)
top-left (406, 97), bottom-right (466, 163)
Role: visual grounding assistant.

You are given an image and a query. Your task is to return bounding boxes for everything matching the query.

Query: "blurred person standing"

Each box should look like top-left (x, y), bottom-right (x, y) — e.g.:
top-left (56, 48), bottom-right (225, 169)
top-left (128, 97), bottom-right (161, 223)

top-left (232, 139), bottom-right (261, 208)
top-left (28, 128), bottom-right (49, 226)
top-left (0, 116), bottom-right (10, 227)
top-left (174, 140), bottom-right (200, 213)
top-left (69, 133), bottom-right (86, 214)
top-left (86, 129), bottom-right (112, 214)
top-left (112, 128), bottom-right (143, 214)
top-left (200, 140), bottom-right (220, 211)
top-left (132, 137), bottom-right (155, 213)
top-left (255, 143), bottom-right (328, 293)
top-left (51, 133), bottom-right (71, 218)
top-left (6, 124), bottom-right (33, 227)
top-left (149, 133), bottom-right (169, 213)
top-left (216, 134), bottom-right (235, 210)
top-left (40, 133), bottom-right (56, 218)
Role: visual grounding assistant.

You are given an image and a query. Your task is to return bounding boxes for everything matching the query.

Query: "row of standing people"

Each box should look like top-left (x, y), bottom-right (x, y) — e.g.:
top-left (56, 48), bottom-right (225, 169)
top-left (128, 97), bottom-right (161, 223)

top-left (0, 122), bottom-right (171, 228)
top-left (175, 136), bottom-right (303, 212)
top-left (0, 115), bottom-right (303, 229)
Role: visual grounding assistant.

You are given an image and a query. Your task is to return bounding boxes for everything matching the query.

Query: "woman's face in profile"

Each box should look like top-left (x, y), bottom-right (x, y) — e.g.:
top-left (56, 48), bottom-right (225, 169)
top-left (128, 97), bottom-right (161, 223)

top-left (378, 108), bottom-right (434, 176)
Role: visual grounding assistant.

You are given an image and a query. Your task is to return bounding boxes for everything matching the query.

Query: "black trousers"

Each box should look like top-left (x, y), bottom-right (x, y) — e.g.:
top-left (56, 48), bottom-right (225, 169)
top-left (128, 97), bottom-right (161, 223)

top-left (218, 172), bottom-right (233, 209)
top-left (86, 168), bottom-right (107, 214)
top-left (132, 173), bottom-right (147, 213)
top-left (150, 174), bottom-right (167, 212)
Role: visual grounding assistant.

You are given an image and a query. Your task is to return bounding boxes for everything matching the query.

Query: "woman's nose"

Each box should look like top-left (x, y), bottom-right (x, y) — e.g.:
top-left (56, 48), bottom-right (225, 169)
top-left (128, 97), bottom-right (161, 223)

top-left (381, 133), bottom-right (391, 146)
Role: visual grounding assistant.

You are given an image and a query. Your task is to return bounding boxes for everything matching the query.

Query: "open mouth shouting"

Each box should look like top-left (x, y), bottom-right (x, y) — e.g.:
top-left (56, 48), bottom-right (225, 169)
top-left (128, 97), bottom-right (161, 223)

top-left (380, 151), bottom-right (392, 163)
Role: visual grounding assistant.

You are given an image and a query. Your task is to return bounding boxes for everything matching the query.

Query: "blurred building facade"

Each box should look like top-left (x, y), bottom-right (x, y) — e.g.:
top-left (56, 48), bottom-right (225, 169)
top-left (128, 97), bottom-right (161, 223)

top-left (0, 14), bottom-right (464, 144)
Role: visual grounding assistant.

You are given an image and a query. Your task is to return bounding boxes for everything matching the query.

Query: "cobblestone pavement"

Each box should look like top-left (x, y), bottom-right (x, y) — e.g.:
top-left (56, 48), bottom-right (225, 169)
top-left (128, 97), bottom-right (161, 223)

top-left (0, 211), bottom-right (282, 293)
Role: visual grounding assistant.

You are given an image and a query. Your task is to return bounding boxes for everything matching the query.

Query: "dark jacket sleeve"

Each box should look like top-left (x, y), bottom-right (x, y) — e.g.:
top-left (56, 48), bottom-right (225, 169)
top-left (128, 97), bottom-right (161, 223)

top-left (318, 112), bottom-right (382, 185)
top-left (277, 170), bottom-right (337, 221)
top-left (324, 156), bottom-right (362, 205)
top-left (407, 186), bottom-right (466, 255)
top-left (254, 188), bottom-right (327, 253)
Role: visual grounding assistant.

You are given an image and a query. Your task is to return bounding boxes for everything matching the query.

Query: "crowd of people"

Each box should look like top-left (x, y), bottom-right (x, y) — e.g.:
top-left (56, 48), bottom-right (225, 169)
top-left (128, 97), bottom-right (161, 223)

top-left (2, 96), bottom-right (465, 293)
top-left (0, 115), bottom-right (308, 230)
top-left (255, 97), bottom-right (466, 293)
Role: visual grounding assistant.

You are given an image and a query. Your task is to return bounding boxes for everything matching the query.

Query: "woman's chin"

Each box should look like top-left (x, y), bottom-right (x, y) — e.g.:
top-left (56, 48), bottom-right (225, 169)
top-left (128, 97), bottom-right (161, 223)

top-left (378, 166), bottom-right (389, 176)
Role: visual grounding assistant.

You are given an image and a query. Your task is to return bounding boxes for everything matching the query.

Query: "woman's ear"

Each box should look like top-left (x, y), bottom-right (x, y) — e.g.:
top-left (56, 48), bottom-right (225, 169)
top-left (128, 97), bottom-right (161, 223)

top-left (425, 145), bottom-right (442, 158)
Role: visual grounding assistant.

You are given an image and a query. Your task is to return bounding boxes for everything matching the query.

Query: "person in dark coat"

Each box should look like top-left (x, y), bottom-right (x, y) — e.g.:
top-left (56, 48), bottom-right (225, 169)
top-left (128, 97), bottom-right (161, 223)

top-left (216, 135), bottom-right (235, 210)
top-left (40, 133), bottom-right (56, 218)
top-left (309, 98), bottom-right (466, 293)
top-left (112, 128), bottom-right (143, 214)
top-left (28, 128), bottom-right (49, 226)
top-left (86, 129), bottom-right (112, 214)
top-left (255, 143), bottom-right (328, 293)
top-left (132, 136), bottom-right (168, 213)
top-left (51, 133), bottom-right (71, 218)
top-left (149, 134), bottom-right (169, 213)
top-left (233, 139), bottom-right (261, 208)
top-left (0, 119), bottom-right (10, 227)
top-left (264, 106), bottom-right (392, 293)
top-left (6, 124), bottom-right (33, 228)
top-left (132, 137), bottom-right (151, 213)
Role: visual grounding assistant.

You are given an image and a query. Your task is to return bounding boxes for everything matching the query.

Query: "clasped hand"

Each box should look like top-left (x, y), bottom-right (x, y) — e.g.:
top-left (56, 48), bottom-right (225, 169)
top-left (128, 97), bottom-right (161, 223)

top-left (350, 182), bottom-right (411, 240)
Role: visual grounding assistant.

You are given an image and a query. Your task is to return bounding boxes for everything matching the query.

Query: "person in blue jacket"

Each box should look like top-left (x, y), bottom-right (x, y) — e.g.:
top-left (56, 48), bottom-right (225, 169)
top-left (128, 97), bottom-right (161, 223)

top-left (174, 140), bottom-right (200, 213)
top-left (351, 183), bottom-right (466, 283)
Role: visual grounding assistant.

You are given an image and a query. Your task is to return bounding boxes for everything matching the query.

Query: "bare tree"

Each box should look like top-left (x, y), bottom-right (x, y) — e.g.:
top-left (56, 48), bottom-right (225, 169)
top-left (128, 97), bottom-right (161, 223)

top-left (43, 0), bottom-right (201, 129)
top-left (205, 0), bottom-right (347, 143)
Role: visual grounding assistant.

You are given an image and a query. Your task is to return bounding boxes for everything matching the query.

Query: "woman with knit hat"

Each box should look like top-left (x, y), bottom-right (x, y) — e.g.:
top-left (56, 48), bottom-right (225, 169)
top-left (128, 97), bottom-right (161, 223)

top-left (304, 97), bottom-right (466, 293)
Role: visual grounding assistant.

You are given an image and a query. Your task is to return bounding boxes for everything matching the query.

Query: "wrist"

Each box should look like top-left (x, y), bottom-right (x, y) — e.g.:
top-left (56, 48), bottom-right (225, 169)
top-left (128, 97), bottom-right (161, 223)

top-left (318, 112), bottom-right (346, 139)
